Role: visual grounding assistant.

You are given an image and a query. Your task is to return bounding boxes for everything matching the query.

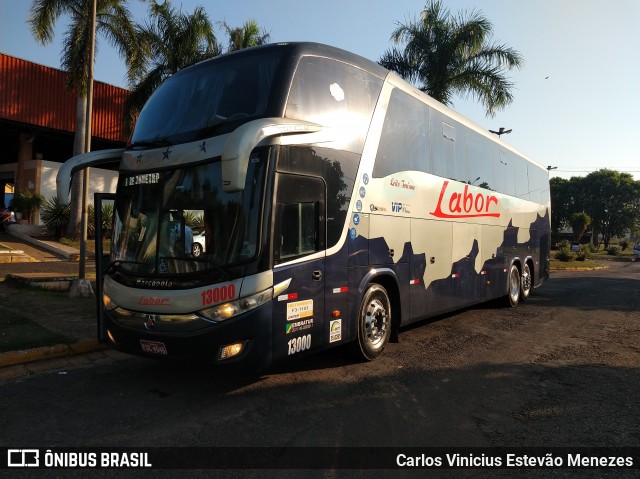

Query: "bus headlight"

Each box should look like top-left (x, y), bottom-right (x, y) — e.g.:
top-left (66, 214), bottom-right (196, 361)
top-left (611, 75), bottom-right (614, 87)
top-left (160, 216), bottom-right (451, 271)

top-left (198, 289), bottom-right (271, 322)
top-left (103, 292), bottom-right (118, 311)
top-left (219, 341), bottom-right (247, 360)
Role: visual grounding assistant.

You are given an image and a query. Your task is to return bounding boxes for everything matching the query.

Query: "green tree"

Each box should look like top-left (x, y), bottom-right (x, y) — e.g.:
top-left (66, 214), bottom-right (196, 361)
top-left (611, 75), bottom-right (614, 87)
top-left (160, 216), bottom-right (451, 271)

top-left (552, 170), bottom-right (640, 248)
top-left (379, 0), bottom-right (523, 117)
top-left (570, 211), bottom-right (591, 242)
top-left (220, 19), bottom-right (270, 52)
top-left (580, 169), bottom-right (640, 248)
top-left (29, 0), bottom-right (140, 239)
top-left (123, 0), bottom-right (221, 132)
top-left (550, 176), bottom-right (571, 233)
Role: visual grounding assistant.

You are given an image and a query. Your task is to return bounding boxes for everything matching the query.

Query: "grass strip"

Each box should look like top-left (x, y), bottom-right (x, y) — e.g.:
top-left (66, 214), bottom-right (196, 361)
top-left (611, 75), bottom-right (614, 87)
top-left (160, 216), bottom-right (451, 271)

top-left (0, 304), bottom-right (71, 352)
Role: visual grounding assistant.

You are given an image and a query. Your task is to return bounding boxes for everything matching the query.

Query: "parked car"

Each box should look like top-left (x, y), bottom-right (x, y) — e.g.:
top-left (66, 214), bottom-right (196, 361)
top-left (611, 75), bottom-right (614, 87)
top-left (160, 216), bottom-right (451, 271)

top-left (192, 231), bottom-right (206, 257)
top-left (633, 243), bottom-right (640, 262)
top-left (571, 242), bottom-right (580, 252)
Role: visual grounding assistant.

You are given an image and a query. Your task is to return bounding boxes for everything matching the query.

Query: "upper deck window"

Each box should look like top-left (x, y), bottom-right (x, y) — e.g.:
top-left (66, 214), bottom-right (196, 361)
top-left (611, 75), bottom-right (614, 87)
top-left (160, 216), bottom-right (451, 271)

top-left (131, 50), bottom-right (284, 146)
top-left (285, 56), bottom-right (383, 154)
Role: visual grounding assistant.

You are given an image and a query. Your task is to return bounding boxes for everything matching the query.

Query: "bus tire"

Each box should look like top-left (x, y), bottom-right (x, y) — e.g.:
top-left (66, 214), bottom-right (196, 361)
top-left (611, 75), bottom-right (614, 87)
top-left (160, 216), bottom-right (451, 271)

top-left (506, 264), bottom-right (521, 307)
top-left (520, 262), bottom-right (532, 301)
top-left (353, 283), bottom-right (392, 361)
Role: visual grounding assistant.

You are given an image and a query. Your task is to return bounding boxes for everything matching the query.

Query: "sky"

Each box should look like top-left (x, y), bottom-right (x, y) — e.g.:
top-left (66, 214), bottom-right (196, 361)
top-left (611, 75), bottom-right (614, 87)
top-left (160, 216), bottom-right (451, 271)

top-left (1, 0), bottom-right (639, 181)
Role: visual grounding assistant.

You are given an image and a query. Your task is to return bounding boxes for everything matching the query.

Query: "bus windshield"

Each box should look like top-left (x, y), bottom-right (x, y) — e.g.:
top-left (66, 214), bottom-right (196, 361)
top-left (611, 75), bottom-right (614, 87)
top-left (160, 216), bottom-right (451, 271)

top-left (111, 152), bottom-right (267, 276)
top-left (130, 49), bottom-right (284, 145)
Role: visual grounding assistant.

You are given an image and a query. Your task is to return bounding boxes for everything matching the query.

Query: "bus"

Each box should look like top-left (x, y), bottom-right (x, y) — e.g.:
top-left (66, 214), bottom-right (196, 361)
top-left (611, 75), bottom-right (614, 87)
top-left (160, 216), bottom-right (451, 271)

top-left (58, 42), bottom-right (550, 369)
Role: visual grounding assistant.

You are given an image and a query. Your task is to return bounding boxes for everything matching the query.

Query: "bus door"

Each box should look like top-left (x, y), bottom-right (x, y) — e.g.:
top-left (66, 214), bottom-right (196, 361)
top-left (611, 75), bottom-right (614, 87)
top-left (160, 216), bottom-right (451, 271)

top-left (271, 173), bottom-right (327, 362)
top-left (94, 193), bottom-right (116, 342)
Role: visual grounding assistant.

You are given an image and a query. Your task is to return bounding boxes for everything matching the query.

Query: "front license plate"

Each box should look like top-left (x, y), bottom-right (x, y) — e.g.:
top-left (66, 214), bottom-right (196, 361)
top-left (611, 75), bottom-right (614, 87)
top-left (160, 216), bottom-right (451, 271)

top-left (140, 340), bottom-right (167, 355)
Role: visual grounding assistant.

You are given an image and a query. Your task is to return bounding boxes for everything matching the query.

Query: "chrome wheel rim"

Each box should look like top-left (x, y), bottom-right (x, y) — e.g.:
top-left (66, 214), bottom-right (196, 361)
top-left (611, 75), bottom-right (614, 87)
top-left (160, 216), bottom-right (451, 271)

top-left (509, 268), bottom-right (520, 303)
top-left (522, 265), bottom-right (532, 296)
top-left (364, 298), bottom-right (389, 351)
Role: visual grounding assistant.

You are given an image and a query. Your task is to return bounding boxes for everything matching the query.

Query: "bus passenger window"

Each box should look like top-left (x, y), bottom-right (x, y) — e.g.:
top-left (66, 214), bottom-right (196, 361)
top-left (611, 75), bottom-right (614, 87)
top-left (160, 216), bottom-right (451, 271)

top-left (280, 202), bottom-right (318, 259)
top-left (430, 110), bottom-right (458, 181)
top-left (465, 132), bottom-right (495, 190)
top-left (373, 88), bottom-right (430, 178)
top-left (497, 151), bottom-right (516, 196)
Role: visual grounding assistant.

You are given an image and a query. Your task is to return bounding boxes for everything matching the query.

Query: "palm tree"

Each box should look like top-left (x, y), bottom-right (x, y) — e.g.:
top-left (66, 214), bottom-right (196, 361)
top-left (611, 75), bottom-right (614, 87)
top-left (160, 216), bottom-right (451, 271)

top-left (29, 0), bottom-right (141, 239)
top-left (220, 19), bottom-right (270, 52)
top-left (124, 0), bottom-right (221, 132)
top-left (379, 0), bottom-right (523, 117)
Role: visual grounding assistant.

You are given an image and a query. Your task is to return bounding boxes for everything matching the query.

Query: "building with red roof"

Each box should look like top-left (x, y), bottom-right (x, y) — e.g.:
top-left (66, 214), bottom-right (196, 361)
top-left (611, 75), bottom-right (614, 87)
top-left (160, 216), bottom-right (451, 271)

top-left (0, 52), bottom-right (128, 221)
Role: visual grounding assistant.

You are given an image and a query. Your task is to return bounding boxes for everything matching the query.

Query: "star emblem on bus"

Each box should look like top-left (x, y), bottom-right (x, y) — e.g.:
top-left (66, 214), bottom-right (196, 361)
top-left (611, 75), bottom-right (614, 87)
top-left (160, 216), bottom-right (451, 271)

top-left (162, 147), bottom-right (172, 160)
top-left (199, 141), bottom-right (207, 153)
top-left (136, 153), bottom-right (143, 164)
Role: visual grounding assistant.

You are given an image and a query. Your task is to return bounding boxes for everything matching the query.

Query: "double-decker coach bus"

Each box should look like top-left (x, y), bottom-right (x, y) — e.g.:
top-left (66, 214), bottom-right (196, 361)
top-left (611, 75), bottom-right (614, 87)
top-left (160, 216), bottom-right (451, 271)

top-left (58, 42), bottom-right (550, 369)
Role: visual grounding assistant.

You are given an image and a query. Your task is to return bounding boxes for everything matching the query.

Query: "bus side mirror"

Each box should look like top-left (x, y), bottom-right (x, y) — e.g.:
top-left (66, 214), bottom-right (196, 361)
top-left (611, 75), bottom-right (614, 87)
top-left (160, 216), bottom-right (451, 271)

top-left (221, 118), bottom-right (322, 193)
top-left (56, 148), bottom-right (125, 204)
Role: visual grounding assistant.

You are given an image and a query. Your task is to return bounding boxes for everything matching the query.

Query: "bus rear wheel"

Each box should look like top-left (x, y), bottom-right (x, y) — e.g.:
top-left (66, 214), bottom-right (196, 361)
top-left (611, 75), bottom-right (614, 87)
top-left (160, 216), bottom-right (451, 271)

top-left (520, 262), bottom-right (532, 301)
top-left (506, 264), bottom-right (521, 307)
top-left (353, 284), bottom-right (392, 361)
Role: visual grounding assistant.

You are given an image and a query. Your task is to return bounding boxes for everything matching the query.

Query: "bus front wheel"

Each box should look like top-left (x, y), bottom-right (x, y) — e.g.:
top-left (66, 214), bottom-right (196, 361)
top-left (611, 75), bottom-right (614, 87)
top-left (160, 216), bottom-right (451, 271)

top-left (353, 284), bottom-right (392, 361)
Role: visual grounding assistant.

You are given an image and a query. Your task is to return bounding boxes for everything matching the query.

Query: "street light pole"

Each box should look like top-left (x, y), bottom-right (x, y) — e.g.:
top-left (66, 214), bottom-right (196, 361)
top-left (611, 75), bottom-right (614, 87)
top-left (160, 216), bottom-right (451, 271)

top-left (489, 127), bottom-right (512, 138)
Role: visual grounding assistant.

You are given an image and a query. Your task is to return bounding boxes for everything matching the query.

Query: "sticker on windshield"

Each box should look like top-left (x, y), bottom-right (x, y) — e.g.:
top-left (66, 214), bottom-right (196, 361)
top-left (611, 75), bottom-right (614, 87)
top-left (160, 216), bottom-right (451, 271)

top-left (123, 173), bottom-right (160, 186)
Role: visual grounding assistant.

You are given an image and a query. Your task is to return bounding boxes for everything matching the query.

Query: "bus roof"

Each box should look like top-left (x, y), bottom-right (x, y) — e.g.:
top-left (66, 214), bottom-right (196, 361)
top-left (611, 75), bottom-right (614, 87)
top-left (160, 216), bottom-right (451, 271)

top-left (192, 41), bottom-right (390, 80)
top-left (180, 41), bottom-right (545, 172)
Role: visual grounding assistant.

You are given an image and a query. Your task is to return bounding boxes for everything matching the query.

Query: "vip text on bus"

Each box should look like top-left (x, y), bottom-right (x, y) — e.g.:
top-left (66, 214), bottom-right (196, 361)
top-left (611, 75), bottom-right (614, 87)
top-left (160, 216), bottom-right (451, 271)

top-left (58, 42), bottom-right (550, 369)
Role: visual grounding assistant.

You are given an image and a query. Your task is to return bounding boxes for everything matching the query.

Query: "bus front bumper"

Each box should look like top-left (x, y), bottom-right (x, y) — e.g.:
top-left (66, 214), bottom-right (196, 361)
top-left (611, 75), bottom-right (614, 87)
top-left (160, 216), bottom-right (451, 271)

top-left (103, 304), bottom-right (273, 370)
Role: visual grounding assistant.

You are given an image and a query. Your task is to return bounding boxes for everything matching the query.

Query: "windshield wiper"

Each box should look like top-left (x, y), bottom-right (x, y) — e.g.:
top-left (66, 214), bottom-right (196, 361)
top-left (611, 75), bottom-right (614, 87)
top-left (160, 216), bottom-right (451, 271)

top-left (197, 122), bottom-right (226, 139)
top-left (128, 139), bottom-right (173, 149)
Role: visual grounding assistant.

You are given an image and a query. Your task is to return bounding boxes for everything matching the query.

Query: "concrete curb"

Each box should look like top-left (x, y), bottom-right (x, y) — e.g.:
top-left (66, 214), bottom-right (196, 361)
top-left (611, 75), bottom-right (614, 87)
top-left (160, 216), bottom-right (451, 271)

top-left (6, 226), bottom-right (77, 260)
top-left (0, 338), bottom-right (106, 368)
